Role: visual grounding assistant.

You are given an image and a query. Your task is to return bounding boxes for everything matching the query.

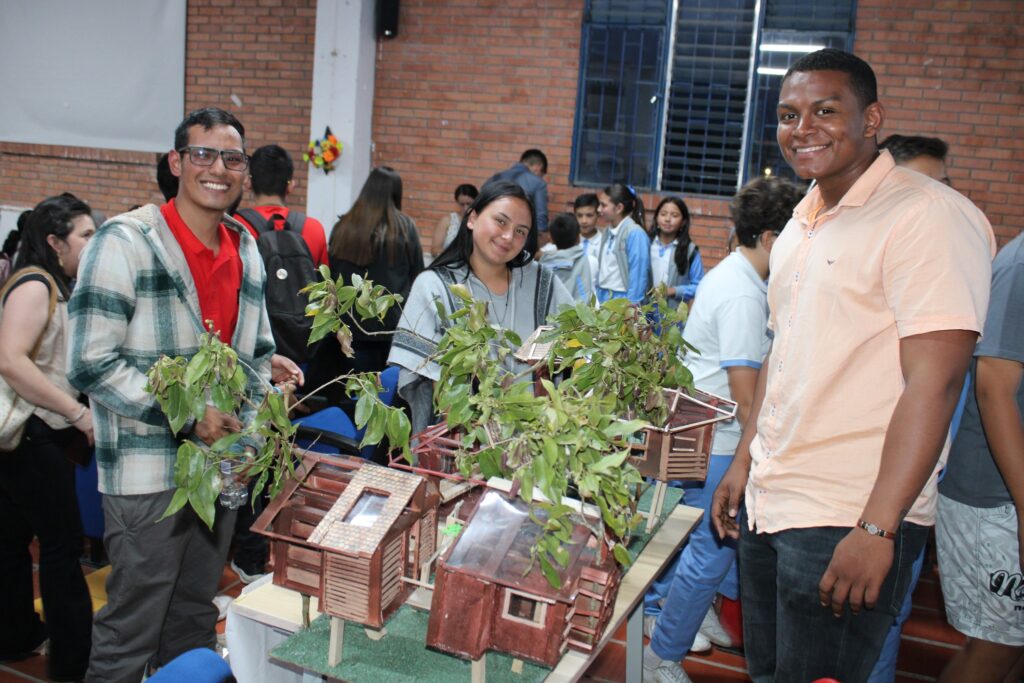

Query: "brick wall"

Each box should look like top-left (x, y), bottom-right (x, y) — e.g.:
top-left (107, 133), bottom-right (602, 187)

top-left (855, 0), bottom-right (1023, 246)
top-left (0, 0), bottom-right (316, 218)
top-left (374, 0), bottom-right (1022, 267)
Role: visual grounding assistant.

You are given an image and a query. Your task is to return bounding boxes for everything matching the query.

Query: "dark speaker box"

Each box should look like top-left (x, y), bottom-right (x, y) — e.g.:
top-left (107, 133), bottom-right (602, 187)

top-left (377, 0), bottom-right (399, 39)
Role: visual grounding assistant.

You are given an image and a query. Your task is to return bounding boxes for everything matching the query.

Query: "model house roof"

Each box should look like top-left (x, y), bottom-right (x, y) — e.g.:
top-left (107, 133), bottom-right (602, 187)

top-left (307, 463), bottom-right (424, 556)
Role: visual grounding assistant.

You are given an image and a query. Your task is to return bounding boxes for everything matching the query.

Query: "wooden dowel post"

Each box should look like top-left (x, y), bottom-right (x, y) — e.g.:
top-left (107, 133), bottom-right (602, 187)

top-left (328, 616), bottom-right (344, 667)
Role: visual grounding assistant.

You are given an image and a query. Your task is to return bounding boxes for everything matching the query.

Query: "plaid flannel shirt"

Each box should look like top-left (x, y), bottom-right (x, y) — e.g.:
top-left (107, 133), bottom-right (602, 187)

top-left (68, 204), bottom-right (275, 495)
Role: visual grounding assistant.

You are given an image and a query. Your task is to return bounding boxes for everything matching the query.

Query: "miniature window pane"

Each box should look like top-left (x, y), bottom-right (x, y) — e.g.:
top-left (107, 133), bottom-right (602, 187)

top-left (446, 492), bottom-right (528, 570)
top-left (343, 491), bottom-right (389, 527)
top-left (507, 593), bottom-right (541, 623)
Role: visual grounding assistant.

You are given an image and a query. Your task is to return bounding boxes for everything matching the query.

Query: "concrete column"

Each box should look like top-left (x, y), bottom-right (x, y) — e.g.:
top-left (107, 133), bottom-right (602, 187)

top-left (306, 0), bottom-right (377, 234)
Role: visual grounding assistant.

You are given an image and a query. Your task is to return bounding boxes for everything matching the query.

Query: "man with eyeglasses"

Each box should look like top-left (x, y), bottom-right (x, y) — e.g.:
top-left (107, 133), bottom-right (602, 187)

top-left (68, 107), bottom-right (275, 682)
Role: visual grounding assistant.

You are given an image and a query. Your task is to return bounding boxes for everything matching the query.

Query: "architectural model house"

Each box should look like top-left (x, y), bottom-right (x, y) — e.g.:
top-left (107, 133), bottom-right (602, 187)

top-left (252, 453), bottom-right (439, 628)
top-left (426, 488), bottom-right (620, 667)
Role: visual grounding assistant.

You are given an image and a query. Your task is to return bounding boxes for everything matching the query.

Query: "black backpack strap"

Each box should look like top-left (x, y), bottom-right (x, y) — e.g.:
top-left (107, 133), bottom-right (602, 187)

top-left (283, 211), bottom-right (305, 233)
top-left (534, 265), bottom-right (554, 328)
top-left (236, 208), bottom-right (270, 234)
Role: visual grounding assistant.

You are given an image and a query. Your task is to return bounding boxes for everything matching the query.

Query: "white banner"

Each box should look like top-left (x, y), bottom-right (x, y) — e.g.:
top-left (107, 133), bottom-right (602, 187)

top-left (0, 0), bottom-right (186, 153)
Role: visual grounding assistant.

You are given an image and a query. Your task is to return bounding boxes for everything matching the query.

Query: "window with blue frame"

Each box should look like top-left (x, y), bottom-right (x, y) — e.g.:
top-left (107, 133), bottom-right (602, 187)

top-left (571, 0), bottom-right (855, 196)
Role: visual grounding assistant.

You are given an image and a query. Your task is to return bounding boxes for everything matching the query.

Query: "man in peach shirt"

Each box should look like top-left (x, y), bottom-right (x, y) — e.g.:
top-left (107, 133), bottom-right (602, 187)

top-left (711, 49), bottom-right (995, 682)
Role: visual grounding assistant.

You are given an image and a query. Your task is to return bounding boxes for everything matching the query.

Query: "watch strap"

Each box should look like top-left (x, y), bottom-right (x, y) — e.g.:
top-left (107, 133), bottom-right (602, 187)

top-left (857, 518), bottom-right (896, 540)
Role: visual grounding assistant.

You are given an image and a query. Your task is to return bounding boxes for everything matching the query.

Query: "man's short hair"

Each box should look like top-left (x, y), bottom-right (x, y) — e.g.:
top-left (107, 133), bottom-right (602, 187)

top-left (173, 107), bottom-right (246, 152)
top-left (730, 176), bottom-right (804, 249)
top-left (879, 134), bottom-right (948, 164)
top-left (520, 148), bottom-right (548, 175)
top-left (156, 153), bottom-right (178, 201)
top-left (548, 213), bottom-right (580, 250)
top-left (784, 48), bottom-right (878, 109)
top-left (249, 145), bottom-right (294, 197)
top-left (573, 193), bottom-right (599, 211)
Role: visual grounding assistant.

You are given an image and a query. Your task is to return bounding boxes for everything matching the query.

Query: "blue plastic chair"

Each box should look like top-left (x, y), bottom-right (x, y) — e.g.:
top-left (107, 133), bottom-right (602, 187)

top-left (147, 647), bottom-right (232, 683)
top-left (293, 365), bottom-right (400, 458)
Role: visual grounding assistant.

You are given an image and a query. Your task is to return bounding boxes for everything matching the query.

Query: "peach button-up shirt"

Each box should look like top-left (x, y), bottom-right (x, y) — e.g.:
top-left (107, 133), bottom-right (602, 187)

top-left (746, 151), bottom-right (995, 534)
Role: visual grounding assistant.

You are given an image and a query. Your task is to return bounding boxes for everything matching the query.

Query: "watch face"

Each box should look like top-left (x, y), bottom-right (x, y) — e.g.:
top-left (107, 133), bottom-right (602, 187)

top-left (865, 522), bottom-right (880, 535)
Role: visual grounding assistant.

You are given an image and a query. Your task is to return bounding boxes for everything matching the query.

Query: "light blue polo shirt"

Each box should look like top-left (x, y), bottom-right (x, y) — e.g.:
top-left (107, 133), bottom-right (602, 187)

top-left (682, 251), bottom-right (771, 455)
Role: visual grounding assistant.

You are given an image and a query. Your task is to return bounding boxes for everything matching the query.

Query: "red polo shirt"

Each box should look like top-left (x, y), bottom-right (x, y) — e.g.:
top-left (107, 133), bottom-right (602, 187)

top-left (161, 200), bottom-right (242, 344)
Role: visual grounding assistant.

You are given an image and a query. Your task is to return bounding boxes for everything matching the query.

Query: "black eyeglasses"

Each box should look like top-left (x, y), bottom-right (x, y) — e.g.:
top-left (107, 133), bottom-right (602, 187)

top-left (177, 146), bottom-right (249, 171)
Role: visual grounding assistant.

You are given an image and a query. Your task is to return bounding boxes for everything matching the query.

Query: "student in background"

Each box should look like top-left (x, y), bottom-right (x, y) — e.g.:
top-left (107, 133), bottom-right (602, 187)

top-left (650, 196), bottom-right (704, 310)
top-left (574, 193), bottom-right (601, 292)
top-left (595, 183), bottom-right (649, 304)
top-left (314, 166), bottom-right (422, 382)
top-left (545, 213), bottom-right (593, 302)
top-left (432, 183), bottom-right (478, 257)
top-left (879, 134), bottom-right (951, 186)
top-left (644, 176), bottom-right (803, 683)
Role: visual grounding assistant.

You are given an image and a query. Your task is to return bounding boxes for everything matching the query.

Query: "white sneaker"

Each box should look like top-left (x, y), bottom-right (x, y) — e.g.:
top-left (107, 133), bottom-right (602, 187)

top-left (642, 645), bottom-right (693, 683)
top-left (643, 614), bottom-right (711, 653)
top-left (230, 559), bottom-right (267, 585)
top-left (698, 607), bottom-right (735, 648)
top-left (213, 594), bottom-right (233, 621)
top-left (689, 631), bottom-right (711, 653)
top-left (643, 614), bottom-right (657, 638)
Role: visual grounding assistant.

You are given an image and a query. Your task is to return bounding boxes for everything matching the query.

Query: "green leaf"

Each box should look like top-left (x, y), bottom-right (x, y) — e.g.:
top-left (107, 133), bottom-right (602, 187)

top-left (211, 384), bottom-right (234, 414)
top-left (612, 542), bottom-right (632, 567)
top-left (211, 431), bottom-right (243, 452)
top-left (158, 487), bottom-right (191, 522)
top-left (361, 412), bottom-right (386, 448)
top-left (184, 348), bottom-right (212, 387)
top-left (590, 449), bottom-right (630, 474)
top-left (385, 408), bottom-right (411, 449)
top-left (538, 553), bottom-right (562, 589)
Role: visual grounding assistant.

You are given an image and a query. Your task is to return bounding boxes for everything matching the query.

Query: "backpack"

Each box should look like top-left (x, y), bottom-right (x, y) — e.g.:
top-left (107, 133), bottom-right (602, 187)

top-left (235, 208), bottom-right (318, 364)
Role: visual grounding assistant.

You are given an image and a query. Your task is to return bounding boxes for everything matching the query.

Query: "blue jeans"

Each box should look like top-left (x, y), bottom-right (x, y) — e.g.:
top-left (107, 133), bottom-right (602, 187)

top-left (739, 522), bottom-right (928, 683)
top-left (645, 455), bottom-right (740, 659)
top-left (867, 539), bottom-right (927, 682)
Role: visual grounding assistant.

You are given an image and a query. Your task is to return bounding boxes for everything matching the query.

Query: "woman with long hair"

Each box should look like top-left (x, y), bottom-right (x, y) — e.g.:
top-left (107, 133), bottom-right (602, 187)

top-left (307, 167), bottom-right (423, 399)
top-left (650, 196), bottom-right (704, 309)
top-left (0, 195), bottom-right (95, 681)
top-left (389, 180), bottom-right (572, 433)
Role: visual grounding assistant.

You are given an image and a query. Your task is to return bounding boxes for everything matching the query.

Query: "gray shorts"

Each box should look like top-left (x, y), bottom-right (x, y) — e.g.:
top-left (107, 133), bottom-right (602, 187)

top-left (936, 493), bottom-right (1024, 646)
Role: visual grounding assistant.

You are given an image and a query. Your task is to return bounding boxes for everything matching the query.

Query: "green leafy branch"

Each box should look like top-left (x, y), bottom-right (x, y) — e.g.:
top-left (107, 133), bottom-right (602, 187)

top-left (146, 272), bottom-right (411, 529)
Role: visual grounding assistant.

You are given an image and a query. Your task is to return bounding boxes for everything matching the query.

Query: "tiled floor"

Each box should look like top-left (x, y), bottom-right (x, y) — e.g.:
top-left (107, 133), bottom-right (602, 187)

top-left (3, 544), bottom-right (964, 682)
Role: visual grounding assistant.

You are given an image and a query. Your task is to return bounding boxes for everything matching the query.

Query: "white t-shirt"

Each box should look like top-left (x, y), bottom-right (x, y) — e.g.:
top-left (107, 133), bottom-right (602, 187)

top-left (650, 239), bottom-right (677, 288)
top-left (581, 234), bottom-right (600, 292)
top-left (597, 219), bottom-right (627, 292)
top-left (682, 251), bottom-right (771, 455)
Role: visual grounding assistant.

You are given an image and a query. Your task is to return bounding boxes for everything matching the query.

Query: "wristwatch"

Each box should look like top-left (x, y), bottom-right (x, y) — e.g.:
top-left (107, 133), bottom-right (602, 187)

top-left (857, 519), bottom-right (895, 540)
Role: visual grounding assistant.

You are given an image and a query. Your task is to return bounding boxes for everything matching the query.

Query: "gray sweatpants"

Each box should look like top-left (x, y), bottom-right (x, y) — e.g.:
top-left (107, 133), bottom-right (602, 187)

top-left (85, 489), bottom-right (236, 683)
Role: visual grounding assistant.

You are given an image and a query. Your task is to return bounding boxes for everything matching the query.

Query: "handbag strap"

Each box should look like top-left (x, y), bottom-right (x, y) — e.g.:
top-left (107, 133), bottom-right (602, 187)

top-left (0, 266), bottom-right (60, 361)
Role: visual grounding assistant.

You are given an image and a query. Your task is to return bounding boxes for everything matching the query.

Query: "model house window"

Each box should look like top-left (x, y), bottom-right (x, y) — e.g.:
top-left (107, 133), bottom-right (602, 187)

top-left (504, 590), bottom-right (547, 627)
top-left (343, 491), bottom-right (389, 527)
top-left (571, 0), bottom-right (854, 196)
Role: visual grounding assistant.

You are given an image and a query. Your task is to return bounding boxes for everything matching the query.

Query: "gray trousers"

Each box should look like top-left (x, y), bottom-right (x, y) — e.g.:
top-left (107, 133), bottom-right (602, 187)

top-left (85, 489), bottom-right (236, 683)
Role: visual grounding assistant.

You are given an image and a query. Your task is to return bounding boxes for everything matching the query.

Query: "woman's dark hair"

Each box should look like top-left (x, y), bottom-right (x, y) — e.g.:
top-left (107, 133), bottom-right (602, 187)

top-left (329, 166), bottom-right (407, 267)
top-left (453, 184), bottom-right (478, 202)
top-left (14, 194), bottom-right (92, 297)
top-left (431, 181), bottom-right (537, 273)
top-left (602, 182), bottom-right (646, 231)
top-left (2, 230), bottom-right (21, 257)
top-left (652, 196), bottom-right (696, 274)
top-left (730, 176), bottom-right (804, 248)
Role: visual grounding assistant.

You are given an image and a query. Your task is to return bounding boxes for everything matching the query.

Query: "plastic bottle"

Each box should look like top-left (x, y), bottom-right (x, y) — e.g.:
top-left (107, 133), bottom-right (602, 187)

top-left (219, 459), bottom-right (248, 509)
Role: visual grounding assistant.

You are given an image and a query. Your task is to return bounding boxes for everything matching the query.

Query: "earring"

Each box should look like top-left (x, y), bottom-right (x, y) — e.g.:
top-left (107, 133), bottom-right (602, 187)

top-left (58, 253), bottom-right (64, 268)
